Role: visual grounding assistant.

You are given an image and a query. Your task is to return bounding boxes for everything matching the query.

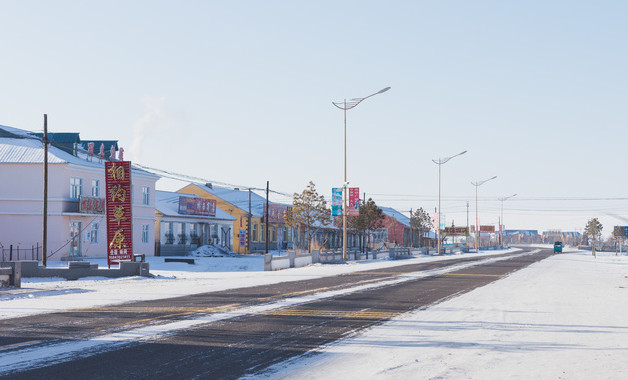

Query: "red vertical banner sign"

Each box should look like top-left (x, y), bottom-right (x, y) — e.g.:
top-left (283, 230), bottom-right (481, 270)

top-left (348, 187), bottom-right (360, 216)
top-left (105, 161), bottom-right (133, 266)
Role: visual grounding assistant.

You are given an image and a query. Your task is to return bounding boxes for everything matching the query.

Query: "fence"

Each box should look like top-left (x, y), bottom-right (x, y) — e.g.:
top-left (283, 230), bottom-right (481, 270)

top-left (264, 248), bottom-right (414, 271)
top-left (0, 244), bottom-right (42, 262)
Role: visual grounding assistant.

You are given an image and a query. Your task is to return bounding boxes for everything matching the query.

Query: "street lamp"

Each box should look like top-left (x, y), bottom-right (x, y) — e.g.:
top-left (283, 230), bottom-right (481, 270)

top-left (498, 193), bottom-right (517, 248)
top-left (333, 86), bottom-right (391, 260)
top-left (432, 150), bottom-right (467, 255)
top-left (471, 176), bottom-right (497, 252)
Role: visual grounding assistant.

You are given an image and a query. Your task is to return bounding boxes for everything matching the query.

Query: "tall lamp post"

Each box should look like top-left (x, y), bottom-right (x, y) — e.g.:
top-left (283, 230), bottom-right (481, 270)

top-left (333, 86), bottom-right (390, 260)
top-left (471, 176), bottom-right (497, 252)
top-left (498, 193), bottom-right (517, 248)
top-left (432, 150), bottom-right (467, 255)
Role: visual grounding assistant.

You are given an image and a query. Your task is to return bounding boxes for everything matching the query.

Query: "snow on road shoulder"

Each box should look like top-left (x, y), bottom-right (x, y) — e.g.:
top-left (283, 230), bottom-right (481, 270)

top-left (0, 249), bottom-right (519, 320)
top-left (262, 250), bottom-right (628, 380)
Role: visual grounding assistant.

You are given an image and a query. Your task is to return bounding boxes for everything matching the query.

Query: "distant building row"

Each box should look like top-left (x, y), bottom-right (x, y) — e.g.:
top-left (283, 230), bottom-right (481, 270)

top-left (0, 125), bottom-right (438, 260)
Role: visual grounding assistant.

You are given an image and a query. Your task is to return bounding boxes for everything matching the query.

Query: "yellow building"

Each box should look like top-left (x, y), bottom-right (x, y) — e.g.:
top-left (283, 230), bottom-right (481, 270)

top-left (177, 183), bottom-right (291, 253)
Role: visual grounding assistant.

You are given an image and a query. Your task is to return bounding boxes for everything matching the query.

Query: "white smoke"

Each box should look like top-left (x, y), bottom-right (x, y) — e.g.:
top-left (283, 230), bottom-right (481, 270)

top-left (129, 97), bottom-right (169, 163)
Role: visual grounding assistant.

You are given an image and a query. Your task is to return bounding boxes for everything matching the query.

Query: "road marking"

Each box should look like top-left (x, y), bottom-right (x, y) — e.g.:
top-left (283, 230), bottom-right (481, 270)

top-left (442, 273), bottom-right (502, 277)
top-left (342, 272), bottom-right (410, 276)
top-left (253, 308), bottom-right (401, 320)
top-left (259, 277), bottom-right (384, 301)
top-left (0, 340), bottom-right (42, 351)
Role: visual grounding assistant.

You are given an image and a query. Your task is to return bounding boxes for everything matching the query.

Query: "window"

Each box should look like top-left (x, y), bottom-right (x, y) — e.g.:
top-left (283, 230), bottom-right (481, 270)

top-left (260, 224), bottom-right (265, 242)
top-left (90, 223), bottom-right (99, 244)
top-left (142, 186), bottom-right (150, 205)
top-left (70, 177), bottom-right (82, 200)
top-left (131, 184), bottom-right (135, 204)
top-left (91, 179), bottom-right (100, 197)
top-left (142, 225), bottom-right (149, 244)
top-left (164, 222), bottom-right (174, 244)
top-left (252, 224), bottom-right (258, 242)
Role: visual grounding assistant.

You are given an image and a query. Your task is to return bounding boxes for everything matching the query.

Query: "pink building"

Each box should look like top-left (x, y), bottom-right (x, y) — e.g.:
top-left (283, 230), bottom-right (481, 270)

top-left (0, 125), bottom-right (159, 260)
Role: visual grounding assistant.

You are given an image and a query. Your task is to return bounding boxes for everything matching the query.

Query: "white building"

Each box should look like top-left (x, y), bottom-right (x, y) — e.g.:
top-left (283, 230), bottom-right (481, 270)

top-left (0, 125), bottom-right (159, 260)
top-left (155, 190), bottom-right (236, 256)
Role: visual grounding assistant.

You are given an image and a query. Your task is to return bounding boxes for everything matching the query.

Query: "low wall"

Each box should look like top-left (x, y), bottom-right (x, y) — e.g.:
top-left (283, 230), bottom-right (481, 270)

top-left (0, 262), bottom-right (21, 287)
top-left (264, 248), bottom-right (417, 271)
top-left (14, 261), bottom-right (151, 281)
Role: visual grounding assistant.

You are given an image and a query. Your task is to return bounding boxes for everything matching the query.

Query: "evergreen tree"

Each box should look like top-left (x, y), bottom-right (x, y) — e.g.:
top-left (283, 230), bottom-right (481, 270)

top-left (584, 217), bottom-right (603, 257)
top-left (284, 181), bottom-right (330, 252)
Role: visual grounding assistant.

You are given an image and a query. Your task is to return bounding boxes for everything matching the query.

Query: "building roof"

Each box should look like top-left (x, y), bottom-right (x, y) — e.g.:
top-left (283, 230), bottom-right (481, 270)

top-left (0, 125), bottom-right (158, 179)
top-left (380, 206), bottom-right (411, 227)
top-left (156, 191), bottom-right (235, 221)
top-left (189, 184), bottom-right (278, 218)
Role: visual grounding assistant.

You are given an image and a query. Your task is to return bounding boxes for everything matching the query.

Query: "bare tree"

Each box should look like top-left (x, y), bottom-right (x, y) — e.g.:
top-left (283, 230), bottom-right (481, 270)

top-left (410, 207), bottom-right (433, 248)
top-left (284, 181), bottom-right (330, 252)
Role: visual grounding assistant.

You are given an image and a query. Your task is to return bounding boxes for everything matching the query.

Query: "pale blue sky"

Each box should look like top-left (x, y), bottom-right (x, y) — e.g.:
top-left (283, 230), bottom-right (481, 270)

top-left (1, 1), bottom-right (627, 235)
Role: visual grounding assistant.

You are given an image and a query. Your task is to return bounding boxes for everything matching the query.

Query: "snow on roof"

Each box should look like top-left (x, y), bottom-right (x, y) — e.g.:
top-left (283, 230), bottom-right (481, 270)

top-left (0, 126), bottom-right (158, 179)
top-left (0, 124), bottom-right (36, 138)
top-left (156, 191), bottom-right (236, 221)
top-left (380, 206), bottom-right (411, 227)
top-left (0, 136), bottom-right (72, 164)
top-left (193, 184), bottom-right (296, 218)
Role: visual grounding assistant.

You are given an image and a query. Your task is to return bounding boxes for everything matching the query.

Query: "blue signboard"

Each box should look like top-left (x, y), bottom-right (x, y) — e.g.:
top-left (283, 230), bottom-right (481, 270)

top-left (332, 188), bottom-right (343, 216)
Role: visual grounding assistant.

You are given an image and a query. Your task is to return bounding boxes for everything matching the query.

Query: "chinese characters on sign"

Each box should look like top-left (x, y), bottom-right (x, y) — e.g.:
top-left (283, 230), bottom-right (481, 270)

top-left (239, 230), bottom-right (247, 247)
top-left (332, 187), bottom-right (360, 216)
top-left (444, 227), bottom-right (469, 236)
top-left (79, 196), bottom-right (105, 214)
top-left (264, 204), bottom-right (291, 223)
top-left (480, 225), bottom-right (496, 233)
top-left (348, 187), bottom-right (360, 216)
top-left (105, 161), bottom-right (133, 266)
top-left (178, 196), bottom-right (217, 217)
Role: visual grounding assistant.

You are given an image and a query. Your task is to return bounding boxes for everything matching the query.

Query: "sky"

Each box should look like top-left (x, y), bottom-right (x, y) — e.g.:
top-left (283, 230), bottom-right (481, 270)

top-left (1, 1), bottom-right (627, 236)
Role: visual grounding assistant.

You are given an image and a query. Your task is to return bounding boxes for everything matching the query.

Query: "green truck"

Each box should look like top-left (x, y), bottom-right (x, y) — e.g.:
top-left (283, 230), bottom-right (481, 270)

top-left (553, 241), bottom-right (563, 254)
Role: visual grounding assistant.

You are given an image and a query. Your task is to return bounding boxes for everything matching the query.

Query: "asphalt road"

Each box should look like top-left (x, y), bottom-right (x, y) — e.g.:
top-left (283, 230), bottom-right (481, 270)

top-left (0, 247), bottom-right (552, 379)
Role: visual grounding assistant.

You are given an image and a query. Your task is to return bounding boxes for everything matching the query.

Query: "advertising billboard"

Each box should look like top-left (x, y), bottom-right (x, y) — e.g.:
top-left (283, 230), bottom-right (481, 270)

top-left (264, 203), bottom-right (291, 223)
top-left (444, 227), bottom-right (469, 236)
top-left (332, 188), bottom-right (343, 216)
top-left (348, 187), bottom-right (360, 216)
top-left (178, 196), bottom-right (216, 217)
top-left (105, 161), bottom-right (133, 266)
top-left (613, 226), bottom-right (628, 237)
top-left (480, 225), bottom-right (496, 233)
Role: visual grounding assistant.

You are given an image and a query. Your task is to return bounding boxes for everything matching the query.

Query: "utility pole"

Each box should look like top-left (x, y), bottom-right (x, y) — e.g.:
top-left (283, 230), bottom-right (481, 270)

top-left (42, 114), bottom-right (49, 267)
top-left (265, 181), bottom-right (269, 254)
top-left (248, 189), bottom-right (252, 254)
top-left (466, 201), bottom-right (469, 246)
top-left (410, 208), bottom-right (413, 248)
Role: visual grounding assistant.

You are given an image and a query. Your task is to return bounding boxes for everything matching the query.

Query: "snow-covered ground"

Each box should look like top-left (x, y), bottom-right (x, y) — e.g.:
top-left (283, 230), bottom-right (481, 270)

top-left (2, 246), bottom-right (628, 379)
top-left (0, 249), bottom-right (513, 320)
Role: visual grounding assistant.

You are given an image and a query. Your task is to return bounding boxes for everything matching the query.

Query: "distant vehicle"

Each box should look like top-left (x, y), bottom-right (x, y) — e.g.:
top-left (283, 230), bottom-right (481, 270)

top-left (553, 241), bottom-right (563, 254)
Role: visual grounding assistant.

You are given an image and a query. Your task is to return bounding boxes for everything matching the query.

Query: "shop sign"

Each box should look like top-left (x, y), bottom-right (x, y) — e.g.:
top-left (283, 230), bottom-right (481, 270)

top-left (178, 196), bottom-right (216, 217)
top-left (79, 196), bottom-right (105, 214)
top-left (105, 161), bottom-right (133, 266)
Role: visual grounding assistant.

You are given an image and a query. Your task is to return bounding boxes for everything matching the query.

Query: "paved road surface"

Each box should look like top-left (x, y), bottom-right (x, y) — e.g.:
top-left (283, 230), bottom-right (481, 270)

top-left (0, 247), bottom-right (551, 379)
